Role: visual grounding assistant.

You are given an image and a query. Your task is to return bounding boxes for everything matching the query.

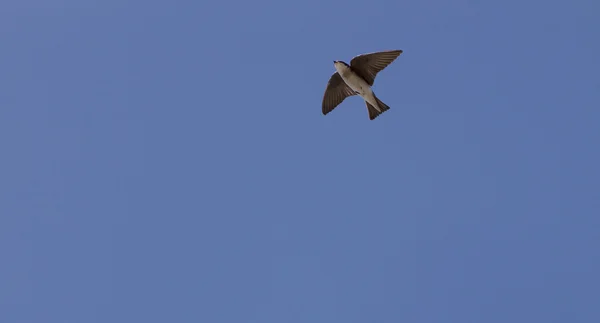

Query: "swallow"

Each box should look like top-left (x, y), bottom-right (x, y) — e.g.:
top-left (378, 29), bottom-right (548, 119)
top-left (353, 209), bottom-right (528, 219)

top-left (322, 50), bottom-right (402, 120)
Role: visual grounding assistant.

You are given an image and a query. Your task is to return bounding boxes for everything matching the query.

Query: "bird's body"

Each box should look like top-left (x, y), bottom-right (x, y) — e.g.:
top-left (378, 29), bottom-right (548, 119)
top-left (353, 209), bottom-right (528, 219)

top-left (322, 50), bottom-right (402, 120)
top-left (333, 62), bottom-right (380, 112)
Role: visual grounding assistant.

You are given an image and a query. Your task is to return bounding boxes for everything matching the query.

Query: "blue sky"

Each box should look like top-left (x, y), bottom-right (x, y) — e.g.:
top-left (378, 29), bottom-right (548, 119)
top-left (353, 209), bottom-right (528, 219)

top-left (1, 0), bottom-right (599, 322)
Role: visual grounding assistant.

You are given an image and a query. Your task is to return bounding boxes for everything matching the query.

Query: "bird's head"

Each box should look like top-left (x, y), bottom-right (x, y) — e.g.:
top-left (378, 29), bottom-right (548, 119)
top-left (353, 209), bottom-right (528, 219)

top-left (333, 60), bottom-right (348, 72)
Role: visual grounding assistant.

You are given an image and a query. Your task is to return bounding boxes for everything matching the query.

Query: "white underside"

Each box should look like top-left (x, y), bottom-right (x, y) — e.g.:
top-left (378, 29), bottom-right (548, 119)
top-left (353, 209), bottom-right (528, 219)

top-left (334, 63), bottom-right (380, 112)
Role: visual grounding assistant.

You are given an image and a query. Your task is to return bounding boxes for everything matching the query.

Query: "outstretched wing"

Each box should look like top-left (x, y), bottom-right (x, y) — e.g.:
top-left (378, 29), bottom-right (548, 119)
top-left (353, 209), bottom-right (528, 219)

top-left (349, 50), bottom-right (402, 86)
top-left (322, 72), bottom-right (356, 115)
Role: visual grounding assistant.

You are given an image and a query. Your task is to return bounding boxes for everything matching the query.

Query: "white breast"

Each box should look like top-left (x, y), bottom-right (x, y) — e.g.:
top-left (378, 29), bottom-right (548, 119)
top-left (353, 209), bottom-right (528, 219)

top-left (334, 63), bottom-right (370, 95)
top-left (333, 62), bottom-right (377, 108)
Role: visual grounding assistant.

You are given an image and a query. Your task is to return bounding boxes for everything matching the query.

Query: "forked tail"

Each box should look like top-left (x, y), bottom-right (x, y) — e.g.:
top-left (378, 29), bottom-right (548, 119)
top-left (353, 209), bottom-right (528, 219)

top-left (365, 93), bottom-right (391, 120)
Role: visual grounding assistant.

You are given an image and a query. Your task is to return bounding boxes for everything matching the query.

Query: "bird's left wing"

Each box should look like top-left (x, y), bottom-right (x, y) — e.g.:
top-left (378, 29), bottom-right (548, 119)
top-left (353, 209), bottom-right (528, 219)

top-left (349, 50), bottom-right (402, 86)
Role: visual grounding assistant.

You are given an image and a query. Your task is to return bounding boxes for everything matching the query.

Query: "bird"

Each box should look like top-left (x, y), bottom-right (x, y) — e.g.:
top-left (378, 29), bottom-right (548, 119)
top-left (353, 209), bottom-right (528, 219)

top-left (322, 50), bottom-right (402, 120)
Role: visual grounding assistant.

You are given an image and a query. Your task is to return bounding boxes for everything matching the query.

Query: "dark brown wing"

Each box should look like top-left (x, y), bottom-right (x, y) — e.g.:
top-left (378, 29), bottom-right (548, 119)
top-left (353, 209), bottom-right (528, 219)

top-left (322, 72), bottom-right (356, 115)
top-left (349, 50), bottom-right (403, 86)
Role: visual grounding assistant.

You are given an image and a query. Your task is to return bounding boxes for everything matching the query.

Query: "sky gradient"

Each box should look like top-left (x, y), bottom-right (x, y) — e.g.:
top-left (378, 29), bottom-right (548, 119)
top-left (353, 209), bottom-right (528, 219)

top-left (2, 0), bottom-right (599, 322)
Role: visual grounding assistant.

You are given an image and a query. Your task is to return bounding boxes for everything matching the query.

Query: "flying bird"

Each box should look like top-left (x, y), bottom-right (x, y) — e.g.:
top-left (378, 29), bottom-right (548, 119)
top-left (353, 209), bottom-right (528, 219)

top-left (322, 50), bottom-right (402, 120)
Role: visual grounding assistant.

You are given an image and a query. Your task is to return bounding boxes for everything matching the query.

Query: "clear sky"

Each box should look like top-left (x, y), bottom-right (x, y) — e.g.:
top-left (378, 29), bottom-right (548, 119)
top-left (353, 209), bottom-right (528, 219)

top-left (1, 0), bottom-right (599, 322)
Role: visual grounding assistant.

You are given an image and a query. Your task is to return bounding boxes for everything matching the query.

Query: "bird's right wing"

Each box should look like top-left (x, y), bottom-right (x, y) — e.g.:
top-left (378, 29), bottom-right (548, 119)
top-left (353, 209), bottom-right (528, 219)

top-left (322, 72), bottom-right (356, 115)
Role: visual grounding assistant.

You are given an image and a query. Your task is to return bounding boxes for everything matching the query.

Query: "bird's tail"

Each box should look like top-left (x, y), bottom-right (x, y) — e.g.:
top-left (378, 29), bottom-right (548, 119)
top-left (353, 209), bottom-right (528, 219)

top-left (366, 93), bottom-right (390, 120)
